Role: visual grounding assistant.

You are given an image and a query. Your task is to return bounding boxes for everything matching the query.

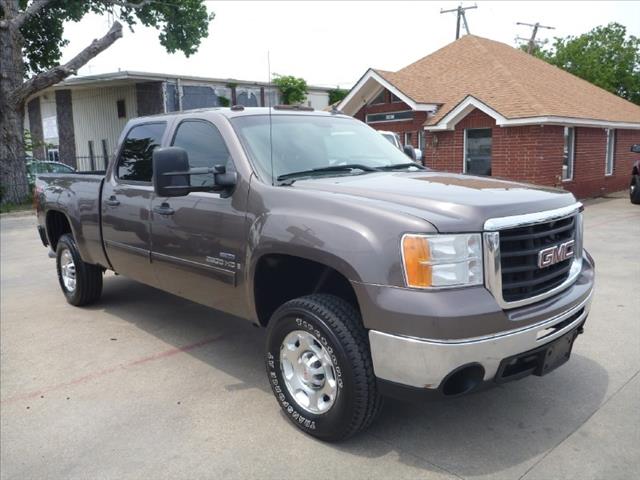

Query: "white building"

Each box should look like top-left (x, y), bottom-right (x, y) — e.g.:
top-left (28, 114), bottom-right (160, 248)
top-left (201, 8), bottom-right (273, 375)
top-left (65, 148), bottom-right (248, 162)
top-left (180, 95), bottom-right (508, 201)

top-left (24, 71), bottom-right (331, 170)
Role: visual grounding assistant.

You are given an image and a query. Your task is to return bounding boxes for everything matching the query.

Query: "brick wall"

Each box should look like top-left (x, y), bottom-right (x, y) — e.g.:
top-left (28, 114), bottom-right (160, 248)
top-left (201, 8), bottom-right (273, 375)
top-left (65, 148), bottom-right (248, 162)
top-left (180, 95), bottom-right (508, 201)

top-left (562, 128), bottom-right (640, 198)
top-left (354, 92), bottom-right (428, 159)
top-left (422, 108), bottom-right (640, 198)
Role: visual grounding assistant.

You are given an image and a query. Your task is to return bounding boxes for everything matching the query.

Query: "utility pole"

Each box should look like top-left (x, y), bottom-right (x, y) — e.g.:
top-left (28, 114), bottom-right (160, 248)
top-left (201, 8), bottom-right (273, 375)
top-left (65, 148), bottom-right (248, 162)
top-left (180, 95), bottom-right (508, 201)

top-left (441, 4), bottom-right (478, 40)
top-left (516, 22), bottom-right (555, 54)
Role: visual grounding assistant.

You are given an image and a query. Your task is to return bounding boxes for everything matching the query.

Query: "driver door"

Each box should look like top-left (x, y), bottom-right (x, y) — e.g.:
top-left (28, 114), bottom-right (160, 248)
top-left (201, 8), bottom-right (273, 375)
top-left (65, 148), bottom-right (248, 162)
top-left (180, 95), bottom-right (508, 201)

top-left (149, 118), bottom-right (248, 313)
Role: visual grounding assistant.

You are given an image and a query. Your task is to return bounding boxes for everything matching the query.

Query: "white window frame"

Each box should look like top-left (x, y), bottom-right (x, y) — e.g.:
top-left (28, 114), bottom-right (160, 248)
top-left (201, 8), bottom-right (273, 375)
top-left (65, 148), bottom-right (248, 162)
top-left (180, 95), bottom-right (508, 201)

top-left (404, 131), bottom-right (412, 146)
top-left (605, 129), bottom-right (615, 176)
top-left (418, 130), bottom-right (425, 150)
top-left (562, 126), bottom-right (575, 182)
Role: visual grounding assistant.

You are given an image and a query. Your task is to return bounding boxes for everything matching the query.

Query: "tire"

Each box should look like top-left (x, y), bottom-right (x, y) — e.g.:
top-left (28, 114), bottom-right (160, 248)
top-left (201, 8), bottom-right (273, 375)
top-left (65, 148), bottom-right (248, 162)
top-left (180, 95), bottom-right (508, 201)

top-left (630, 175), bottom-right (640, 205)
top-left (56, 233), bottom-right (103, 306)
top-left (265, 294), bottom-right (382, 441)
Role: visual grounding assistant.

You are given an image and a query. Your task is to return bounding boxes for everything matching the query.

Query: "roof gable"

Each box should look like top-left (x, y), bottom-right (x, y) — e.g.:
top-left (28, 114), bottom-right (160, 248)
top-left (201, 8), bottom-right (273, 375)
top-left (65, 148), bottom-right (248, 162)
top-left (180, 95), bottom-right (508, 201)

top-left (342, 35), bottom-right (640, 128)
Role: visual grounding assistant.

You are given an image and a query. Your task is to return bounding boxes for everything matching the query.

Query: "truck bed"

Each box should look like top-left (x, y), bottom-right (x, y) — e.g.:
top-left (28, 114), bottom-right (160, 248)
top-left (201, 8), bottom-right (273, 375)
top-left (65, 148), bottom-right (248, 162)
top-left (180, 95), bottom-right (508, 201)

top-left (36, 172), bottom-right (109, 267)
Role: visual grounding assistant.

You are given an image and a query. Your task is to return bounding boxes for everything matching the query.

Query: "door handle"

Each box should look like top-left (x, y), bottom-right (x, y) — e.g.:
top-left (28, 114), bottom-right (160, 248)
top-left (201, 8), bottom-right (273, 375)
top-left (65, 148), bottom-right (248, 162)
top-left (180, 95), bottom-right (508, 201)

top-left (105, 196), bottom-right (120, 207)
top-left (153, 203), bottom-right (175, 216)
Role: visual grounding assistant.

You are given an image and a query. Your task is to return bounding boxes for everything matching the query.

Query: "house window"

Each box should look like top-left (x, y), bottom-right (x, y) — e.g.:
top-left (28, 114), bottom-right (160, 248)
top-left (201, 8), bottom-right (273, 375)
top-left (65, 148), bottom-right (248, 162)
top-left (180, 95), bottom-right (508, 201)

top-left (605, 129), bottom-right (615, 176)
top-left (390, 92), bottom-right (401, 103)
top-left (562, 127), bottom-right (575, 181)
top-left (404, 132), bottom-right (412, 146)
top-left (366, 110), bottom-right (413, 123)
top-left (418, 130), bottom-right (425, 150)
top-left (464, 128), bottom-right (492, 176)
top-left (370, 90), bottom-right (385, 105)
top-left (116, 99), bottom-right (126, 118)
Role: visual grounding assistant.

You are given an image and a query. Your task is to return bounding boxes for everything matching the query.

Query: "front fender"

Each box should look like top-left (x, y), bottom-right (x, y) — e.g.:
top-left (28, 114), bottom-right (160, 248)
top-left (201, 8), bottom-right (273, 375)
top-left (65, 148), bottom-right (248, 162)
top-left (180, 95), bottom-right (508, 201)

top-left (243, 181), bottom-right (435, 321)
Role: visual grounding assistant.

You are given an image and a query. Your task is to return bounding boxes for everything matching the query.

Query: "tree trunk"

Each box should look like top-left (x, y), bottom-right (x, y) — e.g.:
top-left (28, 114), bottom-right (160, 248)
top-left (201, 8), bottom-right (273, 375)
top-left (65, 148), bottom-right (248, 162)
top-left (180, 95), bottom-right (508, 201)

top-left (0, 1), bottom-right (29, 205)
top-left (1, 4), bottom-right (123, 204)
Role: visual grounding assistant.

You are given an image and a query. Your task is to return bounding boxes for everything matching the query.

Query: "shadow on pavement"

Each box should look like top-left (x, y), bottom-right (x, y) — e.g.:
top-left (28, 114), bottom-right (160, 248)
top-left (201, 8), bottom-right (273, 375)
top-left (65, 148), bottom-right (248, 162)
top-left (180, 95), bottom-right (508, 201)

top-left (92, 275), bottom-right (609, 478)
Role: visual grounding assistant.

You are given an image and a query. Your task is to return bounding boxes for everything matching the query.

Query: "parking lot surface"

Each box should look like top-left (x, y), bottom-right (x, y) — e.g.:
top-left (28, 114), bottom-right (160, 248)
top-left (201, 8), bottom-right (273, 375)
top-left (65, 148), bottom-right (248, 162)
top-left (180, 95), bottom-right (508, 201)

top-left (1, 193), bottom-right (639, 480)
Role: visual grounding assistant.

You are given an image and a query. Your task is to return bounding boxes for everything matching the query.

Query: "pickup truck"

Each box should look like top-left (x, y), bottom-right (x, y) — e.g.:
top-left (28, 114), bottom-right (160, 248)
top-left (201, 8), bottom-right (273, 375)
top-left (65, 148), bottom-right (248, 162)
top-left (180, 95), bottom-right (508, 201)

top-left (35, 106), bottom-right (595, 441)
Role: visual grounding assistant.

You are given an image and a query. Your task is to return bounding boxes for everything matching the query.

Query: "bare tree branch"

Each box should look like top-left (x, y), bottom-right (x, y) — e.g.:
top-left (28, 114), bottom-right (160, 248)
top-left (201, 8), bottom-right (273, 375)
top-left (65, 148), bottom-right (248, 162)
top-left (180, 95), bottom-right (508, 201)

top-left (10, 0), bottom-right (55, 29)
top-left (9, 21), bottom-right (123, 106)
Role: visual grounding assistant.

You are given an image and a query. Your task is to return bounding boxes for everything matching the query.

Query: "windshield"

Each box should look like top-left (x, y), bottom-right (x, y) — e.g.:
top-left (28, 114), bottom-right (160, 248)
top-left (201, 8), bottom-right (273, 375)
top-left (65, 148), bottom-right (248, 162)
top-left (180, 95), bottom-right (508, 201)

top-left (231, 115), bottom-right (414, 183)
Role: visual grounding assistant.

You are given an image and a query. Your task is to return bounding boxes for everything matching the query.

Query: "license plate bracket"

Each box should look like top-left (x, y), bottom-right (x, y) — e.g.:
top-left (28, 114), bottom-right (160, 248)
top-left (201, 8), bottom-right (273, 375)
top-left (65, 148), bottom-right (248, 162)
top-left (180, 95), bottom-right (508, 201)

top-left (495, 324), bottom-right (582, 383)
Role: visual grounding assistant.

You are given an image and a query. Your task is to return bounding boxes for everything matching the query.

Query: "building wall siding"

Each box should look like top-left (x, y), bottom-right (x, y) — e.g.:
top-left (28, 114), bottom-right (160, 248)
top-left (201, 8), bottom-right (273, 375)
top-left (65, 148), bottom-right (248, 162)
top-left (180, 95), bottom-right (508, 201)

top-left (423, 108), bottom-right (640, 198)
top-left (71, 85), bottom-right (136, 170)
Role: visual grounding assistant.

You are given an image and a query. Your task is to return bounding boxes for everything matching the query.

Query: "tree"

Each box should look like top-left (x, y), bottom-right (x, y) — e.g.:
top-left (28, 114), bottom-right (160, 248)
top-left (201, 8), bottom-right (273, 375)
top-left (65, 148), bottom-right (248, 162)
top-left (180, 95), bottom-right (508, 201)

top-left (0, 0), bottom-right (213, 204)
top-left (272, 74), bottom-right (307, 105)
top-left (328, 87), bottom-right (348, 106)
top-left (533, 23), bottom-right (640, 105)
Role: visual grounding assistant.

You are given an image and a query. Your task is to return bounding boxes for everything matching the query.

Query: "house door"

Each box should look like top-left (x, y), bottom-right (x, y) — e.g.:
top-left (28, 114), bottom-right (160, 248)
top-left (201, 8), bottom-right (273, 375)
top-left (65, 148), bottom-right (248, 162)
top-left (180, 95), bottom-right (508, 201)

top-left (464, 128), bottom-right (492, 176)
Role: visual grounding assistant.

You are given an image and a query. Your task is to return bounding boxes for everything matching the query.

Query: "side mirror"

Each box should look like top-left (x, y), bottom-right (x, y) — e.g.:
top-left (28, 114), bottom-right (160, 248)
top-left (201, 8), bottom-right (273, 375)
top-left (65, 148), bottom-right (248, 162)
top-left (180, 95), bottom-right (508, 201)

top-left (152, 147), bottom-right (238, 198)
top-left (153, 147), bottom-right (191, 197)
top-left (403, 144), bottom-right (417, 161)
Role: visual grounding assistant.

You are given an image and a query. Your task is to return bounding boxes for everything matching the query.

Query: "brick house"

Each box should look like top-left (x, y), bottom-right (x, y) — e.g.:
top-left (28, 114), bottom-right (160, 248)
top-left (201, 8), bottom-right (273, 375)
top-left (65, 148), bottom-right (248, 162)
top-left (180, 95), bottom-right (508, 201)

top-left (338, 35), bottom-right (640, 198)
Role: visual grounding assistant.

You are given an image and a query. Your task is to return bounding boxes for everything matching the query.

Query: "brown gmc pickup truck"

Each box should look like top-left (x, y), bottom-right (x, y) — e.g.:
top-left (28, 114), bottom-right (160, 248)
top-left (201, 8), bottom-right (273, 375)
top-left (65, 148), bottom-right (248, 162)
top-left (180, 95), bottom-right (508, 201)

top-left (35, 107), bottom-right (595, 441)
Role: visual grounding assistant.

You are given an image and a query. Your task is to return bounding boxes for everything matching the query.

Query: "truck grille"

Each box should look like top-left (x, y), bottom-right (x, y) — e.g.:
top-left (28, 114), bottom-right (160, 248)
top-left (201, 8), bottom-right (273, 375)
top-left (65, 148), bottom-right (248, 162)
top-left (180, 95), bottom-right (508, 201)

top-left (499, 215), bottom-right (576, 302)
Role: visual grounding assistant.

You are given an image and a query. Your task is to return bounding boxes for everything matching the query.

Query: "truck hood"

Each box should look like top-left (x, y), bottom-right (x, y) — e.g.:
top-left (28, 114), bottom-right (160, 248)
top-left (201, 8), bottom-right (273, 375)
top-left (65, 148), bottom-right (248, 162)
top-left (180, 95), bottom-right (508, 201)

top-left (291, 171), bottom-right (577, 232)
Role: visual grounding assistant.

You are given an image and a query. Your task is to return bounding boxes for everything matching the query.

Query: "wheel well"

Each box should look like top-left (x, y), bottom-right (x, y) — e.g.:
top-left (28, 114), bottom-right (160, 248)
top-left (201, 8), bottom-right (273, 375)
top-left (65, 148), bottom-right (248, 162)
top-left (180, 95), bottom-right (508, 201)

top-left (45, 210), bottom-right (72, 251)
top-left (254, 254), bottom-right (359, 326)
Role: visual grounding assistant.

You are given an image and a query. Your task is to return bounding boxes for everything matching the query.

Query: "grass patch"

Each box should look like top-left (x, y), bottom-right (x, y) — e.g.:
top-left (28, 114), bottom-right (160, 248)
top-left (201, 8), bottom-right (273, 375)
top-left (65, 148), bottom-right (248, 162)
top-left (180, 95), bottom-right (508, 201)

top-left (0, 201), bottom-right (34, 214)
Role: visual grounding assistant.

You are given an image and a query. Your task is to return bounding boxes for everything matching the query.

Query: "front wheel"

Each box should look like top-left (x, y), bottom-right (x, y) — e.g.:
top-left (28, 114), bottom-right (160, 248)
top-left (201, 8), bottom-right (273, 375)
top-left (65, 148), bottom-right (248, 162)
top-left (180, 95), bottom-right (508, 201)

top-left (630, 175), bottom-right (640, 204)
top-left (265, 294), bottom-right (382, 441)
top-left (56, 234), bottom-right (103, 306)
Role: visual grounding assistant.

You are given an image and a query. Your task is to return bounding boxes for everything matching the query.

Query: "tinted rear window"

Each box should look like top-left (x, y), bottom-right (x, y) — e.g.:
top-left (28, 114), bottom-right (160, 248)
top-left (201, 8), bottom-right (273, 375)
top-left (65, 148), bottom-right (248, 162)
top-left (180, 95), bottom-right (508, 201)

top-left (117, 123), bottom-right (166, 182)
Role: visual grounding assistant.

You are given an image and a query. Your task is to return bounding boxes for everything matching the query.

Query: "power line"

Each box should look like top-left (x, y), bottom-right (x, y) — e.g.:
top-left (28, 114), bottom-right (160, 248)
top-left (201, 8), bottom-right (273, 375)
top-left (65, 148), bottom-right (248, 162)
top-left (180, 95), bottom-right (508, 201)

top-left (440, 3), bottom-right (477, 40)
top-left (516, 21), bottom-right (555, 54)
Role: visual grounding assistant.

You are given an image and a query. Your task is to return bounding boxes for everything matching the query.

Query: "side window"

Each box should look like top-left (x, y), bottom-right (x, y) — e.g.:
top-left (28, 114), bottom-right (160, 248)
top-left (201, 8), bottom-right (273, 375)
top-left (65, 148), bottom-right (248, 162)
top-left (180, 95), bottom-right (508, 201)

top-left (171, 120), bottom-right (232, 187)
top-left (117, 123), bottom-right (166, 182)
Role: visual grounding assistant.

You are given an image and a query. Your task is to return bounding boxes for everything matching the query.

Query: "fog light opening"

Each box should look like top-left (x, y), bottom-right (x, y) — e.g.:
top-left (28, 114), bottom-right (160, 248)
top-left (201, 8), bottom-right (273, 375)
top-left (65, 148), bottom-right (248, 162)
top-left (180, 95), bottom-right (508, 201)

top-left (441, 364), bottom-right (485, 396)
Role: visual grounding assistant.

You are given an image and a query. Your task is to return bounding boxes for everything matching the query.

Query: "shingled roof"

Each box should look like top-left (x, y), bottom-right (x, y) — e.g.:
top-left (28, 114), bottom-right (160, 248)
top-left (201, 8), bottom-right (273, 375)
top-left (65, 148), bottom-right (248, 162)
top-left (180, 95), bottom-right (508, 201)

top-left (341, 35), bottom-right (640, 129)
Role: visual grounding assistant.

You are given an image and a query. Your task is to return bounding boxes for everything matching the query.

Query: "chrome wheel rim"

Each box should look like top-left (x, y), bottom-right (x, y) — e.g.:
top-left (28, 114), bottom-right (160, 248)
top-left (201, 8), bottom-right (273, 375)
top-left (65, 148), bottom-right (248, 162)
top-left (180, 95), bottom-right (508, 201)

top-left (280, 329), bottom-right (337, 414)
top-left (60, 249), bottom-right (76, 292)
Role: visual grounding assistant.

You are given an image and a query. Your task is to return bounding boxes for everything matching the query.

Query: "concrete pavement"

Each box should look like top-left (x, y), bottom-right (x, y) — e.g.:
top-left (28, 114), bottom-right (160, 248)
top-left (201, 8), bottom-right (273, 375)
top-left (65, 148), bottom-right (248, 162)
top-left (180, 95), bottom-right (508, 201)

top-left (1, 193), bottom-right (638, 479)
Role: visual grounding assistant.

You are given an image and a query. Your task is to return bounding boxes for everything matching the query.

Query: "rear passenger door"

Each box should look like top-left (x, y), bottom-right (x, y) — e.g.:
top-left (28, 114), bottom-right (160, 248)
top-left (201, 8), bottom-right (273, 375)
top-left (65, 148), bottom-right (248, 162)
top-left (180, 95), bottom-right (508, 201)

top-left (102, 122), bottom-right (167, 287)
top-left (149, 118), bottom-right (248, 313)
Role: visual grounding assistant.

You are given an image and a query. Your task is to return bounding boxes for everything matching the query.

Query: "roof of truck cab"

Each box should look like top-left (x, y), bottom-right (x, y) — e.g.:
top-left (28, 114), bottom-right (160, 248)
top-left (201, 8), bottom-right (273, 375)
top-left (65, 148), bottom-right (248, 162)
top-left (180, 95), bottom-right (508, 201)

top-left (133, 107), bottom-right (350, 123)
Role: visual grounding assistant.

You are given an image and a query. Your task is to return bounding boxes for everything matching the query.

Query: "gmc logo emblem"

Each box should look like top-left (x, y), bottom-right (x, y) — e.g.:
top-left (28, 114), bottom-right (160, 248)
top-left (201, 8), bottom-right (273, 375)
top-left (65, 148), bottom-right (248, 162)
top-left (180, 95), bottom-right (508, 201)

top-left (538, 240), bottom-right (575, 268)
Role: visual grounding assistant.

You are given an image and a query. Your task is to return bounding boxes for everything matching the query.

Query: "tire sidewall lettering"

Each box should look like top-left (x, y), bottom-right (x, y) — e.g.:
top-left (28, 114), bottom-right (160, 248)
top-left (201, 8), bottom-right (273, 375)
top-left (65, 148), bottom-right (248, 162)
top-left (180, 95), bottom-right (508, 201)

top-left (266, 314), bottom-right (347, 432)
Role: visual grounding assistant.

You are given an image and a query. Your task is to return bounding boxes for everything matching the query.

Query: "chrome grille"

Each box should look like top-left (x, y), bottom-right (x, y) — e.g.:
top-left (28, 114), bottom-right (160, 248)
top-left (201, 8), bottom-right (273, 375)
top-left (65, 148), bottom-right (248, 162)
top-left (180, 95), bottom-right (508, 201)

top-left (499, 216), bottom-right (575, 302)
top-left (483, 203), bottom-right (583, 309)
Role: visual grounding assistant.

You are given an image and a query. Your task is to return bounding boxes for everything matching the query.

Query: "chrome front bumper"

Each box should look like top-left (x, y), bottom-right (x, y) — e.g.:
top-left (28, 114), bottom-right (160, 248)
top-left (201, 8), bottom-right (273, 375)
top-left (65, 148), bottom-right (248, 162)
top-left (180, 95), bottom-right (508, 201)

top-left (369, 288), bottom-right (593, 389)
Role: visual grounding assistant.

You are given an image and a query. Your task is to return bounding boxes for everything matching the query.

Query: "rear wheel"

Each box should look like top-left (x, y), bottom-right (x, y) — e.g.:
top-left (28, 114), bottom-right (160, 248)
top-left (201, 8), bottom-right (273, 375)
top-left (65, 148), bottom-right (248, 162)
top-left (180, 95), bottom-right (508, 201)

top-left (265, 294), bottom-right (382, 441)
top-left (56, 234), bottom-right (103, 306)
top-left (630, 175), bottom-right (640, 204)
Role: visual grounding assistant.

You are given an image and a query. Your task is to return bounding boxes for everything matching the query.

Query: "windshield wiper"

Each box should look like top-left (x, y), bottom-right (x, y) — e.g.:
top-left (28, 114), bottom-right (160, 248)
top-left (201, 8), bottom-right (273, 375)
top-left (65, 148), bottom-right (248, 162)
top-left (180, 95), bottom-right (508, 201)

top-left (276, 164), bottom-right (380, 183)
top-left (376, 162), bottom-right (426, 171)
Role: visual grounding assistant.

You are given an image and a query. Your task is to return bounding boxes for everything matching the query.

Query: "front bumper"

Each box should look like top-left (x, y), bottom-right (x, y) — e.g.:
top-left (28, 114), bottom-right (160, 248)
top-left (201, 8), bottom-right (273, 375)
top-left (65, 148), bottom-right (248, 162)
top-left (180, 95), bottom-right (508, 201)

top-left (369, 287), bottom-right (592, 391)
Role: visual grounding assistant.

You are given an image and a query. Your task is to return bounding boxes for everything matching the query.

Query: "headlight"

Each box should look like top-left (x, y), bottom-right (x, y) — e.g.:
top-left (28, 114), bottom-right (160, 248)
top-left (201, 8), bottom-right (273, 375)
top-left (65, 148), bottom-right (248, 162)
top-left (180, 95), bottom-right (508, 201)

top-left (401, 234), bottom-right (483, 288)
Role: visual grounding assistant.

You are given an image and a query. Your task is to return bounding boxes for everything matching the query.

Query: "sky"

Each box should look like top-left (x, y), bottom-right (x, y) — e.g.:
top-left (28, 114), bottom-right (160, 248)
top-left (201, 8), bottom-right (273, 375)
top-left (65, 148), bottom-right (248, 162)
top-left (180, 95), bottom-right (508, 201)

top-left (60, 1), bottom-right (640, 89)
